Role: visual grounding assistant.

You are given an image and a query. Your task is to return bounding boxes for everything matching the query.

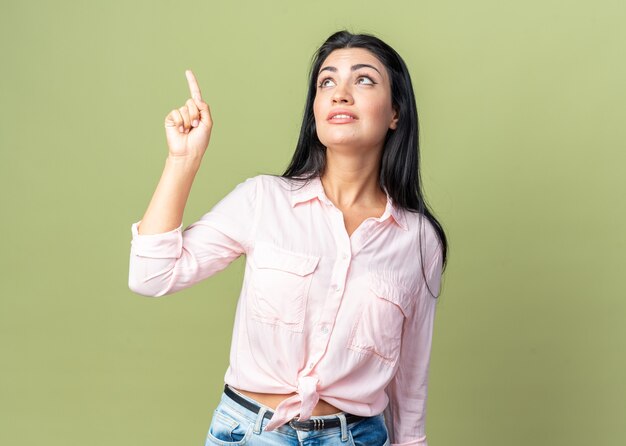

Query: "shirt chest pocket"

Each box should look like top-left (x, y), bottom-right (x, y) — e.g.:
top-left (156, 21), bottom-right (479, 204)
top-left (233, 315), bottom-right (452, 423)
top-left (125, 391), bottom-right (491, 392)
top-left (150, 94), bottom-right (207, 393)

top-left (347, 272), bottom-right (414, 367)
top-left (250, 243), bottom-right (320, 333)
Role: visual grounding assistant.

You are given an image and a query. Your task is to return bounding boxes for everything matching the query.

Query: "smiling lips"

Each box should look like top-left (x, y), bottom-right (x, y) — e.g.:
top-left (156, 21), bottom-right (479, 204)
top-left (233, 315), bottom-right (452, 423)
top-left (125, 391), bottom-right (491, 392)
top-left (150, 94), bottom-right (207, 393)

top-left (327, 109), bottom-right (358, 123)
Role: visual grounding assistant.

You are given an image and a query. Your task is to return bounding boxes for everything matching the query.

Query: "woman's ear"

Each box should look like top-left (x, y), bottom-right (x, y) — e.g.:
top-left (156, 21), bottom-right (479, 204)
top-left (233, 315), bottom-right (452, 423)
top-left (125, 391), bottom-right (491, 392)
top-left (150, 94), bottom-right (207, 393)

top-left (389, 107), bottom-right (399, 130)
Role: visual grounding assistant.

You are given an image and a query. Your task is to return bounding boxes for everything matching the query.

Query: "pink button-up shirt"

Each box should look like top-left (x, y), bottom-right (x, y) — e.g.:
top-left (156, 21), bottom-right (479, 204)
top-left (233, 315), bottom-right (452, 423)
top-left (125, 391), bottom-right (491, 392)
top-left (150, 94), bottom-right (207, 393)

top-left (128, 174), bottom-right (443, 445)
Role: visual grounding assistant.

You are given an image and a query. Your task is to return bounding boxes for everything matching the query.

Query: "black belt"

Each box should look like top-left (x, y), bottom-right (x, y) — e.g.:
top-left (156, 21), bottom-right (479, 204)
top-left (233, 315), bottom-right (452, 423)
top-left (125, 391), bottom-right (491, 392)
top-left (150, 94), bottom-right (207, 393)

top-left (223, 384), bottom-right (366, 431)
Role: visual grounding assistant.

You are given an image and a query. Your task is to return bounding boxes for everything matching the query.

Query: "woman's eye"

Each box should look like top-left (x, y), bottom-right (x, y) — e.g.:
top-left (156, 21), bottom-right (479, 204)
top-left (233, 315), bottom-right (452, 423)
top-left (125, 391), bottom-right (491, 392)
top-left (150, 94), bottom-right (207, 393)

top-left (318, 76), bottom-right (376, 88)
top-left (318, 78), bottom-right (335, 88)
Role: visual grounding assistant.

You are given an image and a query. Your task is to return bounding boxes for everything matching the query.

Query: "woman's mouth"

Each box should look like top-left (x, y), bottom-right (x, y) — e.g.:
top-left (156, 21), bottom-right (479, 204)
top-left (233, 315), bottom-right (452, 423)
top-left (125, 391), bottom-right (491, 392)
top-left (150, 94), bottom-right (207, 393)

top-left (327, 111), bottom-right (358, 124)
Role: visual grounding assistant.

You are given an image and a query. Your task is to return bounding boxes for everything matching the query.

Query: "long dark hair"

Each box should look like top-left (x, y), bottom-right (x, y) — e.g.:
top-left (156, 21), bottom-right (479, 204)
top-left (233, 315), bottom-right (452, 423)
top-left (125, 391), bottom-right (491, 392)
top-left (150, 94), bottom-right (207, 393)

top-left (281, 30), bottom-right (448, 296)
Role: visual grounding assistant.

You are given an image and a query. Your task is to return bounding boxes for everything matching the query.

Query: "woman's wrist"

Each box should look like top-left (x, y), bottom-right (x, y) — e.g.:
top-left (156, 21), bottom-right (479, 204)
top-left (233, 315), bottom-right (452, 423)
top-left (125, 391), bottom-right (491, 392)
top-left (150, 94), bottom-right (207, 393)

top-left (165, 153), bottom-right (203, 172)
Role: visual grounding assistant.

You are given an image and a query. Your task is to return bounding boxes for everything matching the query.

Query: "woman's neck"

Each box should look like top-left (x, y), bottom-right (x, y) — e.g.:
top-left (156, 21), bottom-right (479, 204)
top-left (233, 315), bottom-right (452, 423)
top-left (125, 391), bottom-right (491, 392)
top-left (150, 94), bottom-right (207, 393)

top-left (320, 150), bottom-right (386, 210)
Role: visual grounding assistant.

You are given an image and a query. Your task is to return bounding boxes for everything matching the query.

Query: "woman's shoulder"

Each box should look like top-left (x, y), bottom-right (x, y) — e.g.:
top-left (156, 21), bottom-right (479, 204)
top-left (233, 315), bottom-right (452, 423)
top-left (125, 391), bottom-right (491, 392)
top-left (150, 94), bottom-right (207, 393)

top-left (231, 174), bottom-right (283, 192)
top-left (243, 173), bottom-right (317, 194)
top-left (403, 211), bottom-right (444, 259)
top-left (241, 173), bottom-right (299, 186)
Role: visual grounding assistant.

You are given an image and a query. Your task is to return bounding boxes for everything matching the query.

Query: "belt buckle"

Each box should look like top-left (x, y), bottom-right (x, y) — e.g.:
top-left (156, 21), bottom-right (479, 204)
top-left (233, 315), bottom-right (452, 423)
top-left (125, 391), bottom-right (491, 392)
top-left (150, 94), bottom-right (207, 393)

top-left (289, 417), bottom-right (325, 431)
top-left (289, 418), bottom-right (310, 431)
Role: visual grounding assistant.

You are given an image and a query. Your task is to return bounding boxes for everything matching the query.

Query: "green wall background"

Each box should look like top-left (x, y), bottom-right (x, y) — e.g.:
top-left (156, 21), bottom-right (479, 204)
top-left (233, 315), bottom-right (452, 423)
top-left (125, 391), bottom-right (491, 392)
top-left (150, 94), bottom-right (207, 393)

top-left (1, 1), bottom-right (624, 445)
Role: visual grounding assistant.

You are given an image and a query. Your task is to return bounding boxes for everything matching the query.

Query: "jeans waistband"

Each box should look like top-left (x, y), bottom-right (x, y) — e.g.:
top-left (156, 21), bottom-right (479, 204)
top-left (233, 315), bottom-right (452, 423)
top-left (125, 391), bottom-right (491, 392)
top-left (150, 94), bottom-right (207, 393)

top-left (222, 384), bottom-right (366, 431)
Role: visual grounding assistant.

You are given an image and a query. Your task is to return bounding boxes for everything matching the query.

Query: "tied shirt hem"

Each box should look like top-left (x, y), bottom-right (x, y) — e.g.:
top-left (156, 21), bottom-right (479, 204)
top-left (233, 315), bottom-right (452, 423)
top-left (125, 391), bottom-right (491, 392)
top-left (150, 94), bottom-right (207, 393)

top-left (263, 376), bottom-right (320, 431)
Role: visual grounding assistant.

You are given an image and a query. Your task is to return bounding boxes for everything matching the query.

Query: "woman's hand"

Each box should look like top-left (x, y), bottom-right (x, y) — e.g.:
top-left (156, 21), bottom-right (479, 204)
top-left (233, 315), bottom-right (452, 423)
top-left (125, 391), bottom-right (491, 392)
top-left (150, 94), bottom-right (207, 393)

top-left (164, 69), bottom-right (213, 159)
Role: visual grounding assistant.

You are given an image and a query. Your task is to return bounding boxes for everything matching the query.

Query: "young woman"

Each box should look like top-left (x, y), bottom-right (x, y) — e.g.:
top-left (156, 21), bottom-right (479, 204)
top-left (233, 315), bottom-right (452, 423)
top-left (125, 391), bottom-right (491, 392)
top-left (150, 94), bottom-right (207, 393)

top-left (129, 30), bottom-right (448, 446)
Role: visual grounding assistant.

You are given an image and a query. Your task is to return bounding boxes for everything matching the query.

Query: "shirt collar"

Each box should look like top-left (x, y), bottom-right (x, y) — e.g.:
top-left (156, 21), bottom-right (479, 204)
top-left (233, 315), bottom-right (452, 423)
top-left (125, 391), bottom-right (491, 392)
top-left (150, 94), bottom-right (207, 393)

top-left (289, 175), bottom-right (408, 231)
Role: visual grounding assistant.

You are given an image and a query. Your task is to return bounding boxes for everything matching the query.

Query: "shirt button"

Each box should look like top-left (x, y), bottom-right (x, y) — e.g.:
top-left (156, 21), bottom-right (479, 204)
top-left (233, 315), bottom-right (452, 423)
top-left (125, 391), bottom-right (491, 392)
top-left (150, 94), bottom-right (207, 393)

top-left (342, 253), bottom-right (349, 260)
top-left (334, 284), bottom-right (341, 292)
top-left (321, 325), bottom-right (329, 334)
top-left (308, 362), bottom-right (314, 368)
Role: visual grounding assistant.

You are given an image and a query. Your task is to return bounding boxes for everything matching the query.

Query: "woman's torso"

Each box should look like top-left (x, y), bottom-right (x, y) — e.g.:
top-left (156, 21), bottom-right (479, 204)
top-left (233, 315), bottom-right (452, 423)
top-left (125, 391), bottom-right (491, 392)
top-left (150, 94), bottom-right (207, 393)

top-left (232, 387), bottom-right (342, 415)
top-left (232, 187), bottom-right (386, 416)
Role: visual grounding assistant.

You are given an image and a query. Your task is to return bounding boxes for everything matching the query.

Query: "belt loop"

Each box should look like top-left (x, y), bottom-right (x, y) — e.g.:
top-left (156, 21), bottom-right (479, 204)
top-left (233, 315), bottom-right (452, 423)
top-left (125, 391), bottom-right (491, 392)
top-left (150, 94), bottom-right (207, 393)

top-left (337, 413), bottom-right (348, 442)
top-left (254, 406), bottom-right (268, 435)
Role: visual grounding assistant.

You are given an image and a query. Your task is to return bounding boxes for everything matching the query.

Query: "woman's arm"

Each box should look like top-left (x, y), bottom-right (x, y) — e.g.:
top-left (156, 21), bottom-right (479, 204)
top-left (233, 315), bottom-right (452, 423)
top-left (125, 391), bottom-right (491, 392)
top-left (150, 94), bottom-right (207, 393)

top-left (384, 243), bottom-right (443, 446)
top-left (128, 176), bottom-right (259, 297)
top-left (136, 69), bottom-right (211, 235)
top-left (136, 155), bottom-right (201, 235)
top-left (128, 69), bottom-right (260, 296)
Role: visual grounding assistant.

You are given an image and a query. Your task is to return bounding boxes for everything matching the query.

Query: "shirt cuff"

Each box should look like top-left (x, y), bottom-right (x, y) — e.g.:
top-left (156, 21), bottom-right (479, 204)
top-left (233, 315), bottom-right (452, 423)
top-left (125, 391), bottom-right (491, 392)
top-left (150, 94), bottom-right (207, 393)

top-left (130, 220), bottom-right (183, 258)
top-left (391, 437), bottom-right (427, 446)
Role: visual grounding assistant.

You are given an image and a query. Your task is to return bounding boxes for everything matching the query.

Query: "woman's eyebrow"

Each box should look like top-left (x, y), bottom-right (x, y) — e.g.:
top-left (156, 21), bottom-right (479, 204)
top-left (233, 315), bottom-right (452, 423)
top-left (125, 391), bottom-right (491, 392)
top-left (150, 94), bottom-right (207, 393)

top-left (318, 64), bottom-right (382, 76)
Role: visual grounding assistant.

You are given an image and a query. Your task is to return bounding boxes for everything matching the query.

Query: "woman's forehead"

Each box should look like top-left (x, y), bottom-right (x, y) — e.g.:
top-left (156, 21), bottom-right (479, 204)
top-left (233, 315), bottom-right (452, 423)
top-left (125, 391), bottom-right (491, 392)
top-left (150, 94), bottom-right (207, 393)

top-left (319, 48), bottom-right (388, 80)
top-left (321, 48), bottom-right (383, 69)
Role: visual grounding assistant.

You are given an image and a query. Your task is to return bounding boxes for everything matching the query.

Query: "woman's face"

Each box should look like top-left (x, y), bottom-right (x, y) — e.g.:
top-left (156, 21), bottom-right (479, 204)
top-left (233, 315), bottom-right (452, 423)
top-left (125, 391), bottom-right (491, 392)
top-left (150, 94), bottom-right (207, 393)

top-left (313, 48), bottom-right (398, 154)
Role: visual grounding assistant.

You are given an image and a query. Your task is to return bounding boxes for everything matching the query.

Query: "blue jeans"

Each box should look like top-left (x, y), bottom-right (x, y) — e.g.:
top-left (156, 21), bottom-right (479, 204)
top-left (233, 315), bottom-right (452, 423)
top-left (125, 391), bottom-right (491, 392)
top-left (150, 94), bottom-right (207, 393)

top-left (204, 387), bottom-right (390, 445)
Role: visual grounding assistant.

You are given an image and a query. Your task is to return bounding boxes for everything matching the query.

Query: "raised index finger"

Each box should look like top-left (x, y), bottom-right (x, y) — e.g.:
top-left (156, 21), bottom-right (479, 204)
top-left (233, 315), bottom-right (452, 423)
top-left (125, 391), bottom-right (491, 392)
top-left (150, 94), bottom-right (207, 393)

top-left (185, 69), bottom-right (202, 102)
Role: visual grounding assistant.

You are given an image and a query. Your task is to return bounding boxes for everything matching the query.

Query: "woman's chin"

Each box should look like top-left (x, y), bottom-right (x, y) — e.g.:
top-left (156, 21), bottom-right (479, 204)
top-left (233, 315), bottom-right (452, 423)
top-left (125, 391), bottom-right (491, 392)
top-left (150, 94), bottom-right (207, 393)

top-left (319, 135), bottom-right (362, 149)
top-left (320, 136), bottom-right (385, 155)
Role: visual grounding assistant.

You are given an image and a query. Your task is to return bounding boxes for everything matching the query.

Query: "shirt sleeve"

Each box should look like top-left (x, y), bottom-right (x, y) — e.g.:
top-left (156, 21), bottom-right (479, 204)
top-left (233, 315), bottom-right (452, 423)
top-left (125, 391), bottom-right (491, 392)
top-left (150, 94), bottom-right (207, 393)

top-left (128, 175), bottom-right (260, 297)
top-left (383, 243), bottom-right (443, 446)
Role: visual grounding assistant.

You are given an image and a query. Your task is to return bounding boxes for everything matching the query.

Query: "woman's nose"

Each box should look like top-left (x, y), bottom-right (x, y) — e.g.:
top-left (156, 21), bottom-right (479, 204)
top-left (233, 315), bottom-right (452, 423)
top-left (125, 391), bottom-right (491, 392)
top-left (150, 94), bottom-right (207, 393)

top-left (332, 84), bottom-right (353, 104)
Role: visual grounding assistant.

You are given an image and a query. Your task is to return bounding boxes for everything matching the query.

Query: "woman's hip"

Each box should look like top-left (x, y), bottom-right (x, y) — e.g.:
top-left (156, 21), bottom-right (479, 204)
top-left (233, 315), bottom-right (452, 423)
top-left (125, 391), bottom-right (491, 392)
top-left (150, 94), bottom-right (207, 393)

top-left (204, 386), bottom-right (389, 446)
